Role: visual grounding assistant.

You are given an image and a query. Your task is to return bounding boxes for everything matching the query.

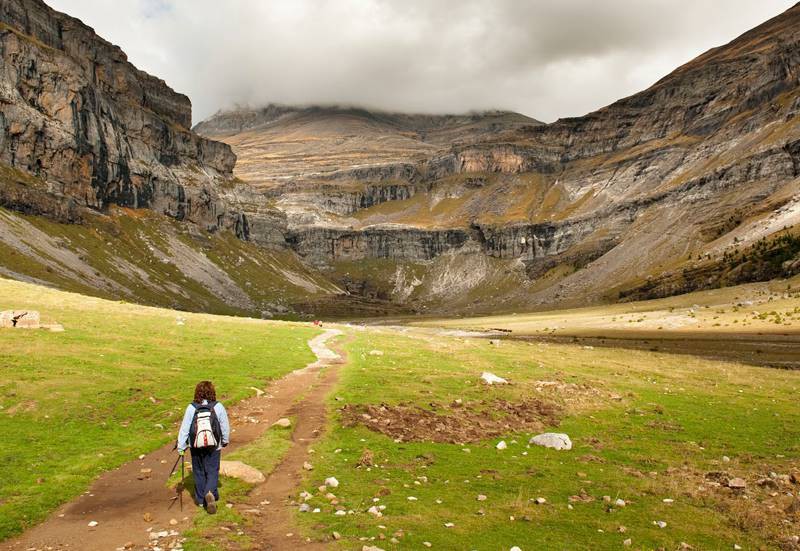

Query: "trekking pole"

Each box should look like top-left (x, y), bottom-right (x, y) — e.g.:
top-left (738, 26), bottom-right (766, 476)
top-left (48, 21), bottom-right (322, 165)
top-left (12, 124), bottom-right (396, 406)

top-left (167, 452), bottom-right (182, 479)
top-left (179, 453), bottom-right (185, 512)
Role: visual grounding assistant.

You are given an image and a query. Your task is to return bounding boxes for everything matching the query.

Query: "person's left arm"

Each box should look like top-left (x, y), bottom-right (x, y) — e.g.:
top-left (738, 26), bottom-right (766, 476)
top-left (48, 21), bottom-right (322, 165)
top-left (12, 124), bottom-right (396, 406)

top-left (215, 402), bottom-right (230, 446)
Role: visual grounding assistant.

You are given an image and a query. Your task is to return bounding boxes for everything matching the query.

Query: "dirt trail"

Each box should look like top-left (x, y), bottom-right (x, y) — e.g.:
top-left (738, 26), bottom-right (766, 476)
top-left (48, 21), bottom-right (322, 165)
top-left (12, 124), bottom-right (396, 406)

top-left (235, 338), bottom-right (345, 550)
top-left (1, 328), bottom-right (344, 551)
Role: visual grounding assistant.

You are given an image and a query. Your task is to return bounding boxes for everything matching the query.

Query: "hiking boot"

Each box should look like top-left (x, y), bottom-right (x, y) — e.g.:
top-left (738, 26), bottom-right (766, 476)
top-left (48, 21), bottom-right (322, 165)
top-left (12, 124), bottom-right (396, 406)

top-left (205, 491), bottom-right (217, 514)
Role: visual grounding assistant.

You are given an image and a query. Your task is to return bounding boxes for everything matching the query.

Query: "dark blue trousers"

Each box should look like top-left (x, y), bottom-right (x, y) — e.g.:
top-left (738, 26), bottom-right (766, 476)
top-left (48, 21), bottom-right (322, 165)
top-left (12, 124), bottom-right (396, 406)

top-left (190, 447), bottom-right (220, 505)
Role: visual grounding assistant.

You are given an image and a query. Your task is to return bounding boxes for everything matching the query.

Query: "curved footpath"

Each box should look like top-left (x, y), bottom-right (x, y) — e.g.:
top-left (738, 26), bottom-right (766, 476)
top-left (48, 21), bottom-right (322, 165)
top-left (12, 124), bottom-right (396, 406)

top-left (2, 328), bottom-right (345, 551)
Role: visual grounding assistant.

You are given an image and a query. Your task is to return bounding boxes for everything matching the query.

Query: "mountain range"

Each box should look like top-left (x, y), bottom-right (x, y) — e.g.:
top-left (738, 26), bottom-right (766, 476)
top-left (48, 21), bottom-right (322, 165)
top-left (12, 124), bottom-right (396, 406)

top-left (1, 0), bottom-right (799, 317)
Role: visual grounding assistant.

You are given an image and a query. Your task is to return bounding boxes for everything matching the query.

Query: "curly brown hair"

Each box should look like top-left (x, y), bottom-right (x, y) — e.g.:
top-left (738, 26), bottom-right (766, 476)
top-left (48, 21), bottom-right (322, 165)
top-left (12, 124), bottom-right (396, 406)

top-left (194, 380), bottom-right (216, 403)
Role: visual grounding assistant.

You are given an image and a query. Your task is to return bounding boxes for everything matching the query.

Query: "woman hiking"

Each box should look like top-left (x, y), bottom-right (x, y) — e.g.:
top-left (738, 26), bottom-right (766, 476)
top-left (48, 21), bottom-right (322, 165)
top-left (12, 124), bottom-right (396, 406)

top-left (177, 380), bottom-right (230, 514)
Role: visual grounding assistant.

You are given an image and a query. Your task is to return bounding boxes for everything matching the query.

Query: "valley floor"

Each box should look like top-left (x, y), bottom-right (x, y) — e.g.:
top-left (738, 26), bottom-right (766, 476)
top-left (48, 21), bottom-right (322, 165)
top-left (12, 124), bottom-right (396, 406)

top-left (0, 277), bottom-right (799, 550)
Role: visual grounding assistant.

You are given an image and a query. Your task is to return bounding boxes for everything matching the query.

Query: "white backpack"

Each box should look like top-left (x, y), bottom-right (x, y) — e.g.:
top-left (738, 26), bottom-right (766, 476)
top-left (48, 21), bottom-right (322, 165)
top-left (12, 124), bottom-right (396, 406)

top-left (190, 402), bottom-right (220, 449)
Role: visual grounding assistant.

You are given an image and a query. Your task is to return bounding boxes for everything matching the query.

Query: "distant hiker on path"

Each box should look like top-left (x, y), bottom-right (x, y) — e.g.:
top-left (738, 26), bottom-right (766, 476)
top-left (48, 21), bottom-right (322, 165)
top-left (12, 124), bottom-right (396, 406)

top-left (177, 380), bottom-right (230, 514)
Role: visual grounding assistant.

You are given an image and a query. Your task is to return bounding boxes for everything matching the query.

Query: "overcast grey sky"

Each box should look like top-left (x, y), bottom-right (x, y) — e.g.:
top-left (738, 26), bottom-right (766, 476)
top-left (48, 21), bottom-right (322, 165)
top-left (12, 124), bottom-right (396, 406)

top-left (48, 0), bottom-right (796, 125)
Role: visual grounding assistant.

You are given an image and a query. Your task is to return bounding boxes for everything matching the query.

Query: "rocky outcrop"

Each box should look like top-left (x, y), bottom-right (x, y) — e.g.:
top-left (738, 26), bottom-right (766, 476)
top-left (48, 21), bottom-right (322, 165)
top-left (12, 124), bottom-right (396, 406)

top-left (288, 226), bottom-right (477, 265)
top-left (0, 0), bottom-right (242, 232)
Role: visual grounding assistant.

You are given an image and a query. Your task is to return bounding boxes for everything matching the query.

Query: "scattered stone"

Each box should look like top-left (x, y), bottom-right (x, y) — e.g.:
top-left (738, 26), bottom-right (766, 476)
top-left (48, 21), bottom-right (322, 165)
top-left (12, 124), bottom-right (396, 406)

top-left (529, 433), bottom-right (572, 450)
top-left (169, 518), bottom-right (178, 526)
top-left (727, 477), bottom-right (746, 490)
top-left (496, 440), bottom-right (508, 450)
top-left (477, 494), bottom-right (487, 501)
top-left (722, 455), bottom-right (730, 463)
top-left (298, 503), bottom-right (311, 513)
top-left (368, 350), bottom-right (384, 356)
top-left (511, 547), bottom-right (522, 551)
top-left (250, 387), bottom-right (264, 397)
top-left (444, 522), bottom-right (454, 528)
top-left (756, 478), bottom-right (779, 489)
top-left (407, 496), bottom-right (418, 501)
top-left (325, 476), bottom-right (340, 488)
top-left (273, 418), bottom-right (292, 428)
top-left (481, 372), bottom-right (508, 385)
top-left (219, 461), bottom-right (266, 484)
top-left (87, 520), bottom-right (99, 528)
top-left (303, 462), bottom-right (314, 471)
top-left (614, 498), bottom-right (626, 507)
top-left (534, 497), bottom-right (546, 504)
top-left (143, 512), bottom-right (153, 523)
top-left (654, 520), bottom-right (667, 528)
top-left (423, 543), bottom-right (432, 548)
top-left (332, 531), bottom-right (341, 540)
top-left (623, 538), bottom-right (632, 547)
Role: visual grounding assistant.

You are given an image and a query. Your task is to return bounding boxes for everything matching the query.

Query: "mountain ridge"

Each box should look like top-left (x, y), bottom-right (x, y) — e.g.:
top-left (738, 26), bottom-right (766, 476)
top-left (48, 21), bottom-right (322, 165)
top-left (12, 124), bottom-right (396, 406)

top-left (1, 0), bottom-right (799, 317)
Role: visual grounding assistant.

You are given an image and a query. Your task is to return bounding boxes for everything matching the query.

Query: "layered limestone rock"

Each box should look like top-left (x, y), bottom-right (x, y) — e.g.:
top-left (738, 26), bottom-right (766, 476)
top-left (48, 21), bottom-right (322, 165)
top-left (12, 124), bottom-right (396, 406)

top-left (0, 0), bottom-right (244, 233)
top-left (196, 2), bottom-right (800, 311)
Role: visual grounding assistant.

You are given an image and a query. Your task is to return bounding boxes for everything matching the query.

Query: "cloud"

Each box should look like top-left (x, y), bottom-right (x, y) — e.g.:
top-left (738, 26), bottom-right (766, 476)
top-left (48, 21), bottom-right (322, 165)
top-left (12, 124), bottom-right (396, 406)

top-left (47, 0), bottom-right (796, 124)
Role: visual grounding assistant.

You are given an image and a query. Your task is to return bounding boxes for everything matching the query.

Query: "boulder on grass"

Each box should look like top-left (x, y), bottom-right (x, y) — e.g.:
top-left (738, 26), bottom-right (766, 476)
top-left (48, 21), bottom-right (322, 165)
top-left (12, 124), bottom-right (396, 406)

top-left (530, 432), bottom-right (572, 450)
top-left (481, 372), bottom-right (508, 385)
top-left (219, 461), bottom-right (265, 484)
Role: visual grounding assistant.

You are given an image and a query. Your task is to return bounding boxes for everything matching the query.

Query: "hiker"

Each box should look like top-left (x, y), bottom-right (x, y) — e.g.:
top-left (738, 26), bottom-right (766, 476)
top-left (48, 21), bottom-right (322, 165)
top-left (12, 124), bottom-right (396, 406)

top-left (177, 380), bottom-right (230, 514)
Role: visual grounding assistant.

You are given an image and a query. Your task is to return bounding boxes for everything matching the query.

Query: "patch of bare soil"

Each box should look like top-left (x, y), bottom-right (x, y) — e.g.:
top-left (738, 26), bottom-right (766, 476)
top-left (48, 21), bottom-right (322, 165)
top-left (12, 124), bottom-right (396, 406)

top-left (341, 398), bottom-right (561, 444)
top-left (655, 464), bottom-right (800, 550)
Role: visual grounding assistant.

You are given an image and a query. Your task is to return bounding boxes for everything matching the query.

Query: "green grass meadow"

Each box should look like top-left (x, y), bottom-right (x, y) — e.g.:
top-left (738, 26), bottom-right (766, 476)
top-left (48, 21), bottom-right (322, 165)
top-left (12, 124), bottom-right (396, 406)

top-left (295, 329), bottom-right (800, 550)
top-left (0, 278), bottom-right (318, 540)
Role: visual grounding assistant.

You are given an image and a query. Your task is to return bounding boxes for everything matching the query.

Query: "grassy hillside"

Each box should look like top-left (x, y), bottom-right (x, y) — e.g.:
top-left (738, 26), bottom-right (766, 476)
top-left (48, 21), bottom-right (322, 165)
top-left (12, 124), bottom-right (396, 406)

top-left (0, 278), bottom-right (319, 540)
top-left (296, 326), bottom-right (800, 550)
top-left (0, 205), bottom-right (343, 318)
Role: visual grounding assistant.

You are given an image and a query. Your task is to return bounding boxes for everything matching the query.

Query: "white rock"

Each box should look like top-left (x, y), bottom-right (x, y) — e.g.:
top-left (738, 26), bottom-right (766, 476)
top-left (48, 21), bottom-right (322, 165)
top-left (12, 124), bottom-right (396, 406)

top-left (529, 433), bottom-right (572, 451)
top-left (368, 350), bottom-right (384, 356)
top-left (334, 510), bottom-right (346, 516)
top-left (298, 503), bottom-right (311, 512)
top-left (250, 387), bottom-right (264, 397)
top-left (87, 521), bottom-right (98, 528)
top-left (496, 440), bottom-right (508, 450)
top-left (477, 494), bottom-right (487, 501)
top-left (481, 372), bottom-right (508, 385)
top-left (654, 520), bottom-right (667, 528)
top-left (273, 418), bottom-right (292, 428)
top-left (325, 476), bottom-right (339, 488)
top-left (367, 506), bottom-right (382, 517)
top-left (219, 461), bottom-right (266, 484)
top-left (511, 547), bottom-right (522, 551)
top-left (614, 498), bottom-right (626, 507)
top-left (407, 496), bottom-right (418, 501)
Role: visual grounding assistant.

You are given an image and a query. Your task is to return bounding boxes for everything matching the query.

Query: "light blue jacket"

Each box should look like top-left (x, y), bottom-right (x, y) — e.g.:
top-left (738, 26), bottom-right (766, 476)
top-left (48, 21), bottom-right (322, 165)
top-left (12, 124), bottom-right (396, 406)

top-left (177, 400), bottom-right (230, 452)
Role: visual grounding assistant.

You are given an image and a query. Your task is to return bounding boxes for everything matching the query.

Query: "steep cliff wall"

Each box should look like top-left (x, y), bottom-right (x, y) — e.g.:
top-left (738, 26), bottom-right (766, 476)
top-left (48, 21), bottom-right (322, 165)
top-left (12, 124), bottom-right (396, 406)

top-left (0, 0), bottom-right (246, 233)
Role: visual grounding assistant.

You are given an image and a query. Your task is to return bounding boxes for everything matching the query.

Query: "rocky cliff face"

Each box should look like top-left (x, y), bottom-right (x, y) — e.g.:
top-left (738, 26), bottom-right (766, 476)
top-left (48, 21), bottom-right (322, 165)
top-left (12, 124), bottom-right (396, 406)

top-left (195, 2), bottom-right (800, 313)
top-left (0, 0), bottom-right (247, 234)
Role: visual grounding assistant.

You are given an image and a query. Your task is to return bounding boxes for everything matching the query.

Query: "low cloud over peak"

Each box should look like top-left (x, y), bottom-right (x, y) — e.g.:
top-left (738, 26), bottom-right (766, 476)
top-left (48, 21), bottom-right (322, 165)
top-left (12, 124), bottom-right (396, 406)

top-left (48, 0), bottom-right (796, 124)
